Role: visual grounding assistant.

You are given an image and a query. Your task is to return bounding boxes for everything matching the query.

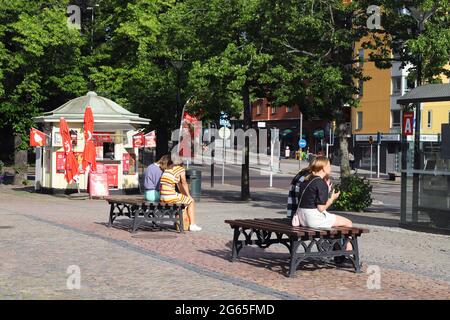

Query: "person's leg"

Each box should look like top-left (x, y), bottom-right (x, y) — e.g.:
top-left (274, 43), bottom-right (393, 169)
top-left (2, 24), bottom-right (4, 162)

top-left (332, 215), bottom-right (353, 250)
top-left (186, 199), bottom-right (195, 224)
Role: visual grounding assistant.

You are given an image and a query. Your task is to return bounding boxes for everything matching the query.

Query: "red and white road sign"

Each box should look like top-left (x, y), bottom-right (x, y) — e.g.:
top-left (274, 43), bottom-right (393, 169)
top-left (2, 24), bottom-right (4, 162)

top-left (402, 112), bottom-right (414, 136)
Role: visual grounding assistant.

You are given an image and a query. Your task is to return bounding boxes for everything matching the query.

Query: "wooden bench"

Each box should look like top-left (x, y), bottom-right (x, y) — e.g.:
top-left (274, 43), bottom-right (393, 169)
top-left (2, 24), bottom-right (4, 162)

top-left (225, 218), bottom-right (369, 277)
top-left (106, 196), bottom-right (186, 233)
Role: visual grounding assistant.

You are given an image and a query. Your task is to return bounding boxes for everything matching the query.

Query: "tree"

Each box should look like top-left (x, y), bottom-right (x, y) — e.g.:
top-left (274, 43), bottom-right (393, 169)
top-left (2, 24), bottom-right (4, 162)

top-left (0, 0), bottom-right (87, 184)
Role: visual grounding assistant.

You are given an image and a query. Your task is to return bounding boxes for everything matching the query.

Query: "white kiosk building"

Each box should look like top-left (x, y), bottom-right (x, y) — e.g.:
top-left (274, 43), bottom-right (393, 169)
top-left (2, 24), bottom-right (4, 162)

top-left (33, 91), bottom-right (150, 194)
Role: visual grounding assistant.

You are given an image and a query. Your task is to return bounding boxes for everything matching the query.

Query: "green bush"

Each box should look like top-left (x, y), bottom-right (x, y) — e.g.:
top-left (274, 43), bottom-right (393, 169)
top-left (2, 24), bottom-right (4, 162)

top-left (332, 175), bottom-right (373, 212)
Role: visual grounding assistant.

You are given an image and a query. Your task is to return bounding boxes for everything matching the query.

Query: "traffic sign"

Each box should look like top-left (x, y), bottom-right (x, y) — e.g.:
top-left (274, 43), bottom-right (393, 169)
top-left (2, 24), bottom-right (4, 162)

top-left (403, 112), bottom-right (414, 136)
top-left (368, 136), bottom-right (374, 145)
top-left (298, 139), bottom-right (307, 148)
top-left (218, 127), bottom-right (231, 139)
top-left (376, 132), bottom-right (381, 145)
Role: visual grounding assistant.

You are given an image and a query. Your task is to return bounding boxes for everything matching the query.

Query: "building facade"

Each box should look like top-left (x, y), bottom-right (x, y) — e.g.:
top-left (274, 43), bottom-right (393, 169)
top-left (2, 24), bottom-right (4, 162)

top-left (251, 98), bottom-right (330, 157)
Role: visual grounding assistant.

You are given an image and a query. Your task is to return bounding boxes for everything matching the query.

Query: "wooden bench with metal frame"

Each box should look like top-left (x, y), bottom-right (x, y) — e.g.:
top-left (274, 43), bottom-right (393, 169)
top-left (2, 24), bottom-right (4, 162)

top-left (106, 196), bottom-right (186, 233)
top-left (225, 218), bottom-right (369, 277)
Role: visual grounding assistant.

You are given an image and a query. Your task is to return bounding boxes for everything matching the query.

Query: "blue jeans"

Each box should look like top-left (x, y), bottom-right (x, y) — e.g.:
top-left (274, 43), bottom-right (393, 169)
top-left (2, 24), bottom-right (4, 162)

top-left (145, 190), bottom-right (160, 202)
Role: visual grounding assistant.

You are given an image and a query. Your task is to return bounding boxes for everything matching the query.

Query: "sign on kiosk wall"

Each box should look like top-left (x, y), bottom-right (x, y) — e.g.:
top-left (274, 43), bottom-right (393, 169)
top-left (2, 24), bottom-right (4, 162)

top-left (132, 133), bottom-right (144, 148)
top-left (145, 131), bottom-right (156, 148)
top-left (403, 112), bottom-right (414, 136)
top-left (89, 173), bottom-right (109, 197)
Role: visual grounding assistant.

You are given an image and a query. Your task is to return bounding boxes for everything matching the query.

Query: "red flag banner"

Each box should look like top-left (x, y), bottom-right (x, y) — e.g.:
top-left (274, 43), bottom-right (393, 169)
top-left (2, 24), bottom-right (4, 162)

top-left (59, 117), bottom-right (80, 184)
top-left (82, 106), bottom-right (97, 172)
top-left (30, 128), bottom-right (47, 147)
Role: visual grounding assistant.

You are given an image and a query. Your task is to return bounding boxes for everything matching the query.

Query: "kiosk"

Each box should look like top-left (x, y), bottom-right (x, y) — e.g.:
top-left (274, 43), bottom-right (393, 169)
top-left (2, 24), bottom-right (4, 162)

top-left (33, 91), bottom-right (150, 194)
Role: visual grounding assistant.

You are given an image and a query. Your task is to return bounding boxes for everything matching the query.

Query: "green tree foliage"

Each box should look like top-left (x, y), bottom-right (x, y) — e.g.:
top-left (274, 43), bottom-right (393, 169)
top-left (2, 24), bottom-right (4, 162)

top-left (0, 0), bottom-right (87, 183)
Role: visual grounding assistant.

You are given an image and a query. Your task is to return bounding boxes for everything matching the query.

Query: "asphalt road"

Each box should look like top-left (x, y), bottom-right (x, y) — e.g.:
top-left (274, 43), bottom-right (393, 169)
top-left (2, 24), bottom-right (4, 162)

top-left (191, 163), bottom-right (401, 212)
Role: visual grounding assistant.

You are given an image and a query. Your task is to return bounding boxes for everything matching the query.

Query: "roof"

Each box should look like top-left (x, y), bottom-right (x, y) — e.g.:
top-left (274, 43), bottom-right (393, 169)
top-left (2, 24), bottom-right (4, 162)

top-left (397, 83), bottom-right (450, 105)
top-left (33, 91), bottom-right (150, 126)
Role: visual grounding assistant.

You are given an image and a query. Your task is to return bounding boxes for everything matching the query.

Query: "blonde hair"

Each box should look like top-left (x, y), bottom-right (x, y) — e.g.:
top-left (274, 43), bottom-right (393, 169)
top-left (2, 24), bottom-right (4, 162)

top-left (156, 155), bottom-right (172, 171)
top-left (306, 156), bottom-right (330, 180)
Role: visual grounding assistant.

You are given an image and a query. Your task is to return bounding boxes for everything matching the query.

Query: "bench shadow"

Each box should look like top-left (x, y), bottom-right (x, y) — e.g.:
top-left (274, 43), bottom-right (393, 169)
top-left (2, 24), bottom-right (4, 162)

top-left (95, 219), bottom-right (180, 234)
top-left (198, 241), bottom-right (356, 277)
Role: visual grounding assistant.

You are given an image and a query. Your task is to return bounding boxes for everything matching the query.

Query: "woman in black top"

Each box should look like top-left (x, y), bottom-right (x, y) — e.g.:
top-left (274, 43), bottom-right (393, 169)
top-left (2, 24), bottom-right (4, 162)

top-left (292, 156), bottom-right (353, 250)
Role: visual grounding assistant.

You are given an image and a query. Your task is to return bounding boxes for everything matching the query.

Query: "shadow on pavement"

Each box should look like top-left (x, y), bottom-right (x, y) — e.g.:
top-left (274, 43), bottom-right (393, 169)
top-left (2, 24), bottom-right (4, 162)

top-left (199, 245), bottom-right (356, 276)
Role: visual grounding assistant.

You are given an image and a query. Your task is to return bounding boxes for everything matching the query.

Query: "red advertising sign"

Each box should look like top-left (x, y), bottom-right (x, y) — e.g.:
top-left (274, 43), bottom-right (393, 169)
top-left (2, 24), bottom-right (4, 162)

top-left (93, 132), bottom-right (112, 147)
top-left (89, 173), bottom-right (109, 197)
top-left (96, 163), bottom-right (105, 174)
top-left (105, 165), bottom-right (118, 188)
top-left (132, 133), bottom-right (145, 148)
top-left (145, 131), bottom-right (156, 148)
top-left (403, 112), bottom-right (414, 136)
top-left (122, 153), bottom-right (130, 174)
top-left (57, 151), bottom-right (83, 174)
top-left (56, 151), bottom-right (66, 173)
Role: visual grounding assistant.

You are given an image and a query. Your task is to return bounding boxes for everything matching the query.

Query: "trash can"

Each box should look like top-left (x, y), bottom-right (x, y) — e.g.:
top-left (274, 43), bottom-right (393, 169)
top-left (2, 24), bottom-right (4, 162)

top-left (185, 169), bottom-right (201, 202)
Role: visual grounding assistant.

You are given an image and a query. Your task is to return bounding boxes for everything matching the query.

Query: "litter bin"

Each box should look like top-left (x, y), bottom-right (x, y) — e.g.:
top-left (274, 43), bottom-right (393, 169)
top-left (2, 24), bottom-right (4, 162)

top-left (185, 169), bottom-right (201, 202)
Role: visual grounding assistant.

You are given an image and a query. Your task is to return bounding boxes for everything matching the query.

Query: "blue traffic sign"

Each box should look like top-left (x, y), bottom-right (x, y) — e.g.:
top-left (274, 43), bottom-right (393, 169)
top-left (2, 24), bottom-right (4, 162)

top-left (299, 139), bottom-right (307, 148)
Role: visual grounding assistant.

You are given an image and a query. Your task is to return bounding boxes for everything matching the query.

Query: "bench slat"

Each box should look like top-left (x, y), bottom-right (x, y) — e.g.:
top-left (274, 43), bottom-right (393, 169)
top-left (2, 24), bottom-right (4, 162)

top-left (271, 218), bottom-right (369, 234)
top-left (226, 219), bottom-right (307, 237)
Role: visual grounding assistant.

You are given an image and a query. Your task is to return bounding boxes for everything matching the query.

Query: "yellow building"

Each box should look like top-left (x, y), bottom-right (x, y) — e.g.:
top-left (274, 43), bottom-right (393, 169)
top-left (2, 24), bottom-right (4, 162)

top-left (351, 36), bottom-right (450, 174)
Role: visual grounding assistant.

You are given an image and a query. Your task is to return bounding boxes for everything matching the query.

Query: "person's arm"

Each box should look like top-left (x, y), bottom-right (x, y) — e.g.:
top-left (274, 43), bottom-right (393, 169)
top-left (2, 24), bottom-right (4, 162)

top-left (317, 190), bottom-right (340, 212)
top-left (177, 170), bottom-right (192, 198)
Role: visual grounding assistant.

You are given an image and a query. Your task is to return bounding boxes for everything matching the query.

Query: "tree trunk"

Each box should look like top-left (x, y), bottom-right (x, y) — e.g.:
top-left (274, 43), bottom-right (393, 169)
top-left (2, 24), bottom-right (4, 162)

top-left (337, 121), bottom-right (351, 178)
top-left (241, 84), bottom-right (251, 201)
top-left (13, 133), bottom-right (28, 185)
top-left (156, 124), bottom-right (169, 159)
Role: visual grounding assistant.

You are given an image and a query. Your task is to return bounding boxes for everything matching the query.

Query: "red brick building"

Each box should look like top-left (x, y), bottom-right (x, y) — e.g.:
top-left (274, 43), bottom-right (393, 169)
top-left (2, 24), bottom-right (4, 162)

top-left (251, 98), bottom-right (330, 156)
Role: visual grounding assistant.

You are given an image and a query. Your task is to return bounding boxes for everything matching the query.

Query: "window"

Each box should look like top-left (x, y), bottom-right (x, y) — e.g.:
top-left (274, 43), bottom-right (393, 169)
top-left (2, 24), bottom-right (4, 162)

top-left (256, 102), bottom-right (261, 115)
top-left (391, 110), bottom-right (401, 128)
top-left (271, 106), bottom-right (277, 114)
top-left (427, 110), bottom-right (432, 128)
top-left (358, 79), bottom-right (364, 97)
top-left (406, 78), bottom-right (415, 92)
top-left (286, 106), bottom-right (292, 113)
top-left (358, 49), bottom-right (364, 67)
top-left (356, 111), bottom-right (363, 130)
top-left (392, 77), bottom-right (402, 95)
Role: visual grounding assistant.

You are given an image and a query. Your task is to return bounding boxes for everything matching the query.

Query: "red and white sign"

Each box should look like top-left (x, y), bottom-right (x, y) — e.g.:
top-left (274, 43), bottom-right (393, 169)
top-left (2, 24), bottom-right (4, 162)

top-left (56, 151), bottom-right (66, 173)
top-left (132, 133), bottom-right (145, 148)
top-left (145, 131), bottom-right (156, 148)
top-left (89, 173), bottom-right (109, 197)
top-left (403, 112), bottom-right (414, 136)
top-left (105, 165), bottom-right (118, 188)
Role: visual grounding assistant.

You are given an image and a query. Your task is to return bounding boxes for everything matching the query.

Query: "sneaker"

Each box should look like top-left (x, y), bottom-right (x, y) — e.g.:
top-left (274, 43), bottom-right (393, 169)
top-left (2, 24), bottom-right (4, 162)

top-left (189, 224), bottom-right (202, 232)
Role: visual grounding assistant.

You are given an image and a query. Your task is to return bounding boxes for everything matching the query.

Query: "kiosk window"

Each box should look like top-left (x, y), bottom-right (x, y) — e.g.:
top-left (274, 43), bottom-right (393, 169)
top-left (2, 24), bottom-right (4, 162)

top-left (103, 142), bottom-right (115, 160)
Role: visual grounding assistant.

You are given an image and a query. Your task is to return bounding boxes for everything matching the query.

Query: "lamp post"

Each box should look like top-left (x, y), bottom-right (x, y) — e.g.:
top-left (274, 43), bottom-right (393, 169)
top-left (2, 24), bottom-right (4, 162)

top-left (404, 3), bottom-right (436, 222)
top-left (86, 4), bottom-right (99, 53)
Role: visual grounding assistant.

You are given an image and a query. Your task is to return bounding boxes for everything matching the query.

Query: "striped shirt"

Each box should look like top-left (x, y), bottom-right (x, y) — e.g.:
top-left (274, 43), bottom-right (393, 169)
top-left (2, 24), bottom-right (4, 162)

top-left (286, 170), bottom-right (309, 218)
top-left (160, 166), bottom-right (185, 202)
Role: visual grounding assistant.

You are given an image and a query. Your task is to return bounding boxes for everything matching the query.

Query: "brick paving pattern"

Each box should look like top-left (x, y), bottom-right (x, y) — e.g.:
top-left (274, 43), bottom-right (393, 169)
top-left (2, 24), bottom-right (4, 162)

top-left (1, 185), bottom-right (449, 300)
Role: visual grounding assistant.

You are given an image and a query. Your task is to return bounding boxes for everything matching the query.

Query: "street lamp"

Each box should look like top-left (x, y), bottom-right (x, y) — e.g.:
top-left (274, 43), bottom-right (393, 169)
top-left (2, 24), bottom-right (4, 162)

top-left (86, 3), bottom-right (100, 53)
top-left (404, 3), bottom-right (437, 222)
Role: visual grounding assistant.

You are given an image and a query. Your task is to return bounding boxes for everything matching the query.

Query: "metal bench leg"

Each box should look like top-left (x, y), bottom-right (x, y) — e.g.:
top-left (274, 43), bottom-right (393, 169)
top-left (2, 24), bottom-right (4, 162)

top-left (350, 237), bottom-right (362, 273)
top-left (288, 240), bottom-right (301, 277)
top-left (178, 210), bottom-right (185, 233)
top-left (231, 227), bottom-right (242, 261)
top-left (108, 203), bottom-right (115, 227)
top-left (131, 209), bottom-right (143, 233)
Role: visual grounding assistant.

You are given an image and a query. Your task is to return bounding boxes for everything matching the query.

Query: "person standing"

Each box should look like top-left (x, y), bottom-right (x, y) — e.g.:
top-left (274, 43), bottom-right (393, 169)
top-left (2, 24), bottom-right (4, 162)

top-left (143, 155), bottom-right (171, 202)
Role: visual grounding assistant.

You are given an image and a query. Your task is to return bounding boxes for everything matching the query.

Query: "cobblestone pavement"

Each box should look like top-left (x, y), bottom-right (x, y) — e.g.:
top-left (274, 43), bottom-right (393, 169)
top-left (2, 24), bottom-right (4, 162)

top-left (0, 185), bottom-right (449, 300)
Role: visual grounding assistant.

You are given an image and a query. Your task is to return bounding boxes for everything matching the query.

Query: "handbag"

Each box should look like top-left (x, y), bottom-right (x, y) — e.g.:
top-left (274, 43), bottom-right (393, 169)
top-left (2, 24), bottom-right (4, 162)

top-left (292, 177), bottom-right (321, 227)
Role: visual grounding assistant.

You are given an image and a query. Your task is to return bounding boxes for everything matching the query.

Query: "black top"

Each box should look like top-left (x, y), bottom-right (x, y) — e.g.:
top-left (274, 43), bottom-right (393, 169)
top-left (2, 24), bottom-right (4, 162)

top-left (298, 176), bottom-right (329, 209)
